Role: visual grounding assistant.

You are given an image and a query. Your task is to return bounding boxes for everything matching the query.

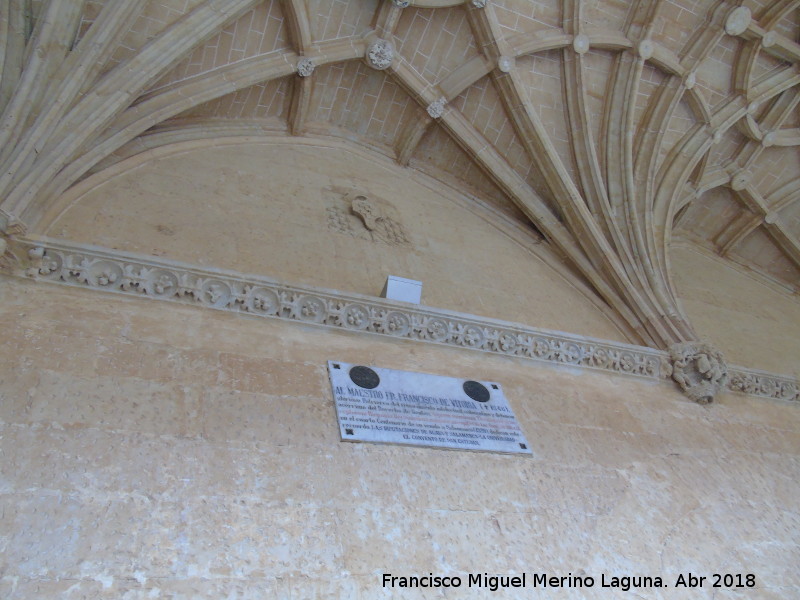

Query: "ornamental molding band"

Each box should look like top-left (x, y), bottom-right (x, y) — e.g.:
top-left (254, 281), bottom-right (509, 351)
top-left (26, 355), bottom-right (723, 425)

top-left (727, 366), bottom-right (800, 403)
top-left (668, 341), bottom-right (728, 404)
top-left (6, 237), bottom-right (798, 404)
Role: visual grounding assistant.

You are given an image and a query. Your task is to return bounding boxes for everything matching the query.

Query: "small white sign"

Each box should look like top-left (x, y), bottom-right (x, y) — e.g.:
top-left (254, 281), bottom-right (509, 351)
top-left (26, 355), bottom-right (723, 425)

top-left (327, 361), bottom-right (532, 455)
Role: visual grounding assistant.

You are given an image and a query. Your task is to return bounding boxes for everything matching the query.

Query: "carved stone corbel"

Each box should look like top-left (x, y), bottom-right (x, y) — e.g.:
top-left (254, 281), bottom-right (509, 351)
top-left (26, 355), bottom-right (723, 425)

top-left (0, 210), bottom-right (28, 273)
top-left (669, 341), bottom-right (728, 404)
top-left (0, 237), bottom-right (9, 272)
top-left (0, 210), bottom-right (27, 237)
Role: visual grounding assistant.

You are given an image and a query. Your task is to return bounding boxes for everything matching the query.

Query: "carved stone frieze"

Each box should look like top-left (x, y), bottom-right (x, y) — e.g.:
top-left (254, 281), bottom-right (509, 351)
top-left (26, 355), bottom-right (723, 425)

top-left (366, 39), bottom-right (394, 70)
top-left (9, 238), bottom-right (798, 404)
top-left (669, 341), bottom-right (728, 404)
top-left (728, 367), bottom-right (799, 403)
top-left (16, 238), bottom-right (664, 378)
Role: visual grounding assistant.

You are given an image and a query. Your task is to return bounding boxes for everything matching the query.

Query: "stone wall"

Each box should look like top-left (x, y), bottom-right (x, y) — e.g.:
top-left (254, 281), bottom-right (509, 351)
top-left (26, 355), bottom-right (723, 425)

top-left (671, 244), bottom-right (800, 377)
top-left (1, 275), bottom-right (798, 599)
top-left (45, 140), bottom-right (628, 343)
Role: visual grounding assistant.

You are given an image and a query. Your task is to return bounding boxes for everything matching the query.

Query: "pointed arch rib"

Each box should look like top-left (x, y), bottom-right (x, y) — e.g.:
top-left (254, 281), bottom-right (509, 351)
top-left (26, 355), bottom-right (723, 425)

top-left (0, 0), bottom-right (146, 195)
top-left (389, 48), bottom-right (658, 346)
top-left (0, 0), bottom-right (262, 216)
top-left (284, 0), bottom-right (312, 55)
top-left (17, 39), bottom-right (366, 226)
top-left (0, 0), bottom-right (84, 163)
top-left (0, 0), bottom-right (29, 115)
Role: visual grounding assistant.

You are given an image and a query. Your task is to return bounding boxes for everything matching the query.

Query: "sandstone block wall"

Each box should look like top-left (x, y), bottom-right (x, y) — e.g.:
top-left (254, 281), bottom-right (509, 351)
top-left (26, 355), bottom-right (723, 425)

top-left (671, 244), bottom-right (800, 377)
top-left (1, 276), bottom-right (798, 599)
top-left (46, 140), bottom-right (628, 343)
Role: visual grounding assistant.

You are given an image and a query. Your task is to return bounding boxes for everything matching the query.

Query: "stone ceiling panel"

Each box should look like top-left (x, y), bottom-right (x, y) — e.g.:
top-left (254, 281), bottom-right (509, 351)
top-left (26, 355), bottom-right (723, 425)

top-left (649, 0), bottom-right (708, 54)
top-left (659, 98), bottom-right (699, 170)
top-left (751, 146), bottom-right (800, 194)
top-left (492, 0), bottom-right (560, 38)
top-left (774, 8), bottom-right (798, 40)
top-left (451, 75), bottom-right (539, 193)
top-left (174, 78), bottom-right (291, 122)
top-left (634, 64), bottom-right (668, 140)
top-left (582, 0), bottom-right (631, 33)
top-left (783, 98), bottom-right (800, 127)
top-left (734, 227), bottom-right (800, 287)
top-left (395, 7), bottom-right (480, 85)
top-left (411, 124), bottom-right (526, 222)
top-left (148, 1), bottom-right (289, 93)
top-left (515, 52), bottom-right (579, 193)
top-left (75, 0), bottom-right (105, 45)
top-left (694, 36), bottom-right (737, 112)
top-left (306, 0), bottom-right (377, 43)
top-left (306, 63), bottom-right (419, 151)
top-left (581, 49), bottom-right (617, 154)
top-left (677, 187), bottom-right (745, 243)
top-left (752, 52), bottom-right (794, 85)
top-left (707, 125), bottom-right (748, 169)
top-left (100, 0), bottom-right (209, 77)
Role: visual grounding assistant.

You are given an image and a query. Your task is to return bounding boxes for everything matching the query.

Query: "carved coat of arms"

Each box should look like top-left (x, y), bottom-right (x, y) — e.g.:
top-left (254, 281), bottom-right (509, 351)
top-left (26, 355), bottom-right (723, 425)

top-left (325, 188), bottom-right (411, 247)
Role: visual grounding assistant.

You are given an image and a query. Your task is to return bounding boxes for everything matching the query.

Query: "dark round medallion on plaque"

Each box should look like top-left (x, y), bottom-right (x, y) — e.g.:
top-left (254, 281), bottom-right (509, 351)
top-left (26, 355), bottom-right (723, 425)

top-left (463, 380), bottom-right (490, 403)
top-left (349, 365), bottom-right (380, 389)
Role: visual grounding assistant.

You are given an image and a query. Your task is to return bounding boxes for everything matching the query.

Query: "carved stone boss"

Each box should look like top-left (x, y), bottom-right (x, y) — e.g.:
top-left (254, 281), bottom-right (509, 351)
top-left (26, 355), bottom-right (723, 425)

top-left (366, 39), bottom-right (394, 70)
top-left (669, 341), bottom-right (728, 404)
top-left (10, 238), bottom-right (798, 404)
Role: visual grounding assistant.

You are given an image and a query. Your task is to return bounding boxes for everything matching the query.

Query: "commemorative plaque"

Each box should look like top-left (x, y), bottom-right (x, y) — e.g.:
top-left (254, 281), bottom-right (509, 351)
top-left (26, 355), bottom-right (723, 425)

top-left (327, 361), bottom-right (532, 455)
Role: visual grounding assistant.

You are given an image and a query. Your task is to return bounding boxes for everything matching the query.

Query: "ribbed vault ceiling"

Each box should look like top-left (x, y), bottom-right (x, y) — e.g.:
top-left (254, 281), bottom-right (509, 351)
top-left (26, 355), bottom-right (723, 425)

top-left (0, 0), bottom-right (798, 349)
